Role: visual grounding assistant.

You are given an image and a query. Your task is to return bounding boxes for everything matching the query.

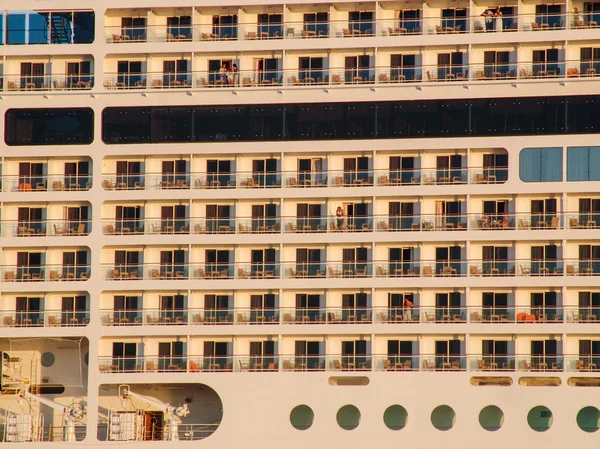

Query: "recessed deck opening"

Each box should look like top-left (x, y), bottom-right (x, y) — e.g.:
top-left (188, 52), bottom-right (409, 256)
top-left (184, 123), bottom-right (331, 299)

top-left (470, 376), bottom-right (513, 386)
top-left (518, 377), bottom-right (561, 387)
top-left (568, 377), bottom-right (600, 387)
top-left (328, 376), bottom-right (370, 386)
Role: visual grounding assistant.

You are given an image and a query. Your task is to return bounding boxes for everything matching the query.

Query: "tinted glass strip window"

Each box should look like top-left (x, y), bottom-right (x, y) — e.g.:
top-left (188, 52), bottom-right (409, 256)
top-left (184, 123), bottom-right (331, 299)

top-left (101, 96), bottom-right (600, 144)
top-left (6, 108), bottom-right (94, 146)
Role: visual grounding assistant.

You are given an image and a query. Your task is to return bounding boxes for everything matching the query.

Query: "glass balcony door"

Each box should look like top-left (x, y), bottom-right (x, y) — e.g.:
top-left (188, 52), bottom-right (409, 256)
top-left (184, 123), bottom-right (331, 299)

top-left (158, 341), bottom-right (184, 371)
top-left (112, 342), bottom-right (137, 371)
top-left (16, 296), bottom-right (41, 325)
top-left (113, 295), bottom-right (139, 324)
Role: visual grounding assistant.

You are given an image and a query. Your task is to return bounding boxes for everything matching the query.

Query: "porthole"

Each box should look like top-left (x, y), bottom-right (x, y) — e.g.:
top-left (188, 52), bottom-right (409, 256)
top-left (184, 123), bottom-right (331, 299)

top-left (383, 405), bottom-right (408, 430)
top-left (290, 405), bottom-right (314, 430)
top-left (577, 406), bottom-right (600, 433)
top-left (479, 405), bottom-right (504, 431)
top-left (527, 406), bottom-right (553, 432)
top-left (337, 405), bottom-right (361, 430)
top-left (41, 352), bottom-right (55, 367)
top-left (431, 405), bottom-right (455, 431)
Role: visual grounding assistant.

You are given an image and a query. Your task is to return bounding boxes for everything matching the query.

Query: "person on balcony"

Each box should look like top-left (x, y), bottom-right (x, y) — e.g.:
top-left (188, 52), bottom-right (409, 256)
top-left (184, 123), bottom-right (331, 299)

top-left (336, 206), bottom-right (344, 229)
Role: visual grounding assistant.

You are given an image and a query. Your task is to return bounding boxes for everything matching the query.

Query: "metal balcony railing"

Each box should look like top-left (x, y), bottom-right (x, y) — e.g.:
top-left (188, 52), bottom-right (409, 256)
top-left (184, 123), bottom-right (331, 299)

top-left (1, 75), bottom-right (94, 92)
top-left (103, 12), bottom-right (600, 44)
top-left (97, 306), bottom-right (600, 326)
top-left (97, 259), bottom-right (600, 282)
top-left (97, 213), bottom-right (599, 237)
top-left (101, 59), bottom-right (599, 92)
top-left (100, 167), bottom-right (508, 191)
top-left (98, 354), bottom-right (596, 373)
top-left (1, 265), bottom-right (91, 282)
top-left (1, 174), bottom-right (92, 192)
top-left (0, 310), bottom-right (89, 327)
top-left (1, 220), bottom-right (91, 238)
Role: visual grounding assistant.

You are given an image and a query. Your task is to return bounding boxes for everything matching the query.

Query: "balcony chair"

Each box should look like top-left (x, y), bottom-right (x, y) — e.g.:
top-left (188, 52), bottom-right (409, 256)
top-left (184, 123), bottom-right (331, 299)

top-left (470, 265), bottom-right (482, 276)
top-left (377, 266), bottom-right (389, 277)
top-left (424, 312), bottom-right (436, 322)
top-left (53, 224), bottom-right (67, 235)
top-left (238, 223), bottom-right (251, 233)
top-left (472, 312), bottom-right (484, 322)
top-left (423, 360), bottom-right (435, 370)
top-left (521, 360), bottom-right (532, 370)
top-left (237, 268), bottom-right (250, 279)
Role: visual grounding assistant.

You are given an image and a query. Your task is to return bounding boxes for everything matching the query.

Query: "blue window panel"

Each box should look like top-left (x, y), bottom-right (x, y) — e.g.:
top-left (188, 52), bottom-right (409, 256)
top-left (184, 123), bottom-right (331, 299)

top-left (590, 147), bottom-right (600, 181)
top-left (0, 14), bottom-right (4, 45)
top-left (567, 147), bottom-right (589, 181)
top-left (519, 148), bottom-right (541, 182)
top-left (28, 13), bottom-right (48, 44)
top-left (7, 14), bottom-right (26, 45)
top-left (540, 147), bottom-right (562, 182)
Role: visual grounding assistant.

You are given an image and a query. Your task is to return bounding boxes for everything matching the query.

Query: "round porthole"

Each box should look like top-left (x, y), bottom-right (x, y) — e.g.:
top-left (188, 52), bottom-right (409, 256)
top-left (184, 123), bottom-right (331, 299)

top-left (383, 405), bottom-right (408, 430)
top-left (337, 405), bottom-right (361, 430)
top-left (41, 352), bottom-right (55, 367)
top-left (527, 406), bottom-right (553, 432)
top-left (431, 405), bottom-right (456, 431)
top-left (290, 405), bottom-right (314, 430)
top-left (479, 405), bottom-right (504, 431)
top-left (577, 406), bottom-right (600, 433)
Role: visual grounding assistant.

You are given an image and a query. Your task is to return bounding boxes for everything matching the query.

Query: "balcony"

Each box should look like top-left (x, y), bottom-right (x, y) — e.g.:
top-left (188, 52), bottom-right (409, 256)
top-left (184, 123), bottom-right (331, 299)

top-left (1, 310), bottom-right (89, 327)
top-left (100, 167), bottom-right (506, 191)
top-left (103, 12), bottom-right (599, 45)
top-left (1, 75), bottom-right (94, 92)
top-left (1, 264), bottom-right (90, 282)
top-left (101, 59), bottom-right (598, 92)
top-left (96, 258), bottom-right (600, 282)
top-left (98, 213), bottom-right (600, 237)
top-left (97, 305), bottom-right (600, 326)
top-left (102, 354), bottom-right (585, 374)
top-left (1, 220), bottom-right (91, 238)
top-left (1, 174), bottom-right (92, 192)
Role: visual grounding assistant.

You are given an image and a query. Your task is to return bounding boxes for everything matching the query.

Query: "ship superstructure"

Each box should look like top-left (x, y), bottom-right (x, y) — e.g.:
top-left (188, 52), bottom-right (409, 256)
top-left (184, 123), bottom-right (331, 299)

top-left (1, 1), bottom-right (600, 447)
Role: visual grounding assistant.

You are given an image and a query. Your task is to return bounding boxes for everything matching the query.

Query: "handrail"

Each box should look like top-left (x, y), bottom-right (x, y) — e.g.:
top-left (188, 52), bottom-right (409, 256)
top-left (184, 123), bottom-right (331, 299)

top-left (97, 353), bottom-right (596, 373)
top-left (103, 11), bottom-right (600, 44)
top-left (95, 305), bottom-right (600, 326)
top-left (96, 212), bottom-right (599, 236)
top-left (100, 167), bottom-right (507, 189)
top-left (100, 60), bottom-right (598, 91)
top-left (95, 258), bottom-right (600, 281)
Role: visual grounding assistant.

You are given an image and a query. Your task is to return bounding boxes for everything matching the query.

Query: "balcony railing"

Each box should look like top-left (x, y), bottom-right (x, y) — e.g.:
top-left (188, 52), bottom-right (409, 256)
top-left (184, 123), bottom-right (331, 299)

top-left (98, 213), bottom-right (598, 237)
top-left (1, 265), bottom-right (91, 282)
top-left (98, 259), bottom-right (600, 282)
top-left (99, 354), bottom-right (596, 373)
top-left (1, 310), bottom-right (89, 327)
top-left (1, 220), bottom-right (91, 238)
top-left (1, 76), bottom-right (94, 92)
top-left (1, 174), bottom-right (92, 192)
top-left (100, 167), bottom-right (506, 191)
top-left (103, 12), bottom-right (599, 45)
top-left (101, 59), bottom-right (599, 91)
top-left (98, 305), bottom-right (600, 326)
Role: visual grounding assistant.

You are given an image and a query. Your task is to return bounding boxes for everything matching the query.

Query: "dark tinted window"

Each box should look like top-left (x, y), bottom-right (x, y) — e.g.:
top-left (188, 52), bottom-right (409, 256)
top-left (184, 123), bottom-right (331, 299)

top-left (193, 106), bottom-right (248, 141)
top-left (6, 108), bottom-right (93, 145)
top-left (566, 96), bottom-right (600, 134)
top-left (471, 97), bottom-right (565, 136)
top-left (101, 96), bottom-right (595, 144)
